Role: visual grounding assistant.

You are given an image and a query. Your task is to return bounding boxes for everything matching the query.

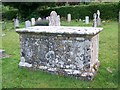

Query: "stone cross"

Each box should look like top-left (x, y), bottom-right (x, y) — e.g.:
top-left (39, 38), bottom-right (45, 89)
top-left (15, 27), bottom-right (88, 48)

top-left (96, 10), bottom-right (101, 26)
top-left (93, 13), bottom-right (97, 27)
top-left (97, 10), bottom-right (100, 18)
top-left (67, 14), bottom-right (71, 22)
top-left (85, 16), bottom-right (89, 24)
top-left (25, 20), bottom-right (31, 28)
top-left (31, 18), bottom-right (35, 26)
top-left (14, 18), bottom-right (19, 28)
top-left (49, 11), bottom-right (61, 26)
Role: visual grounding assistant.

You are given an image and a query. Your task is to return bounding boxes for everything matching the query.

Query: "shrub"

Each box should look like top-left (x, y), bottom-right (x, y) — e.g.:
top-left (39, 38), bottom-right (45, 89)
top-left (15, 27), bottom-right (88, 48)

top-left (39, 2), bottom-right (119, 20)
top-left (2, 10), bottom-right (18, 20)
top-left (35, 19), bottom-right (49, 26)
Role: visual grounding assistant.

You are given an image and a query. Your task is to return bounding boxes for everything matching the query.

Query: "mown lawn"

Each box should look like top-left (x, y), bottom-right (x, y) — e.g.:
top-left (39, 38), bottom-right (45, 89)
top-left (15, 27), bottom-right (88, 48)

top-left (1, 20), bottom-right (118, 88)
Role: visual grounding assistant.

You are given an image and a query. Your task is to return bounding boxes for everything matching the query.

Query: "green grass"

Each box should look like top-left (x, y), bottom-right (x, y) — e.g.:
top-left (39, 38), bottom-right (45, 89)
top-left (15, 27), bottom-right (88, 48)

top-left (1, 20), bottom-right (118, 88)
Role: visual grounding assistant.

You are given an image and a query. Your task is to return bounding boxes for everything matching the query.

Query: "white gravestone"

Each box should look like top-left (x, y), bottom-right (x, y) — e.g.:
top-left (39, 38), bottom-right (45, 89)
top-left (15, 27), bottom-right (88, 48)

top-left (79, 18), bottom-right (81, 21)
top-left (46, 17), bottom-right (49, 20)
top-left (25, 20), bottom-right (31, 28)
top-left (67, 14), bottom-right (71, 22)
top-left (49, 11), bottom-right (60, 26)
top-left (38, 17), bottom-right (41, 21)
top-left (85, 16), bottom-right (89, 24)
top-left (93, 13), bottom-right (97, 27)
top-left (31, 18), bottom-right (35, 26)
top-left (14, 18), bottom-right (19, 28)
top-left (56, 15), bottom-right (60, 26)
top-left (96, 10), bottom-right (101, 26)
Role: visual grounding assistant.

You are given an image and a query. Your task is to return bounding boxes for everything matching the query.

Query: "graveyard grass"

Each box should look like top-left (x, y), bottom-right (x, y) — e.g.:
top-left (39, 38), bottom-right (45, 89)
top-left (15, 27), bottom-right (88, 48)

top-left (1, 20), bottom-right (118, 88)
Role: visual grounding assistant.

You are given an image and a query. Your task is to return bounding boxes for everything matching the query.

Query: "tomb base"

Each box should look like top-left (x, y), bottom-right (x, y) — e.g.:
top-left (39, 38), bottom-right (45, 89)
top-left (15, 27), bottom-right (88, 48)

top-left (16, 26), bottom-right (103, 80)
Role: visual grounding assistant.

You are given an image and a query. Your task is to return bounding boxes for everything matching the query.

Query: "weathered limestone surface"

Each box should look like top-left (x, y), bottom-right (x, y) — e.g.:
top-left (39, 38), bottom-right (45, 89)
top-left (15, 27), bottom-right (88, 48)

top-left (16, 26), bottom-right (103, 80)
top-left (49, 11), bottom-right (60, 26)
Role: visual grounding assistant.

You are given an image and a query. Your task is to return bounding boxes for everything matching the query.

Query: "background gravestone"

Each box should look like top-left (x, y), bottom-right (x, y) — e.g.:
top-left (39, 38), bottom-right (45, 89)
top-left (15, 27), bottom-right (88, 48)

top-left (67, 14), bottom-right (71, 22)
top-left (46, 17), bottom-right (49, 20)
top-left (85, 16), bottom-right (89, 24)
top-left (38, 17), bottom-right (42, 21)
top-left (25, 20), bottom-right (31, 28)
top-left (93, 13), bottom-right (97, 27)
top-left (14, 18), bottom-right (19, 28)
top-left (96, 10), bottom-right (101, 26)
top-left (31, 18), bottom-right (36, 26)
top-left (49, 11), bottom-right (60, 26)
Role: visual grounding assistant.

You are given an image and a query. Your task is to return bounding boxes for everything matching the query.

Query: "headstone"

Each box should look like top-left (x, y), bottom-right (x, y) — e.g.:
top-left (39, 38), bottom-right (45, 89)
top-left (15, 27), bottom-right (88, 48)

top-left (14, 18), bottom-right (19, 28)
top-left (25, 20), bottom-right (31, 28)
top-left (49, 11), bottom-right (61, 26)
top-left (79, 18), bottom-right (81, 21)
top-left (85, 16), bottom-right (89, 24)
top-left (67, 14), bottom-right (71, 22)
top-left (46, 17), bottom-right (49, 20)
top-left (38, 17), bottom-right (41, 21)
top-left (96, 10), bottom-right (101, 26)
top-left (31, 18), bottom-right (35, 26)
top-left (93, 13), bottom-right (97, 27)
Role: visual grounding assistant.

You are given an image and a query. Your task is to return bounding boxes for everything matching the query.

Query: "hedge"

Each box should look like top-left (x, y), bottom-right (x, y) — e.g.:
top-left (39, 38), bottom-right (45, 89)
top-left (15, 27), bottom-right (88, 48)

top-left (39, 2), bottom-right (120, 20)
top-left (2, 2), bottom-right (120, 20)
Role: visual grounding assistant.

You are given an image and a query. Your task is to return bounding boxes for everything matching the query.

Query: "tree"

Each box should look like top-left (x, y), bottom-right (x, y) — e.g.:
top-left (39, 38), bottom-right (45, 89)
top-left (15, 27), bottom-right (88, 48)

top-left (2, 2), bottom-right (41, 19)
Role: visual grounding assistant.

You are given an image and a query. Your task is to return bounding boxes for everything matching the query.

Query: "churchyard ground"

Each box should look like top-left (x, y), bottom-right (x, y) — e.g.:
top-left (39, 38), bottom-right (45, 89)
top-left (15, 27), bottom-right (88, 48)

top-left (1, 20), bottom-right (118, 88)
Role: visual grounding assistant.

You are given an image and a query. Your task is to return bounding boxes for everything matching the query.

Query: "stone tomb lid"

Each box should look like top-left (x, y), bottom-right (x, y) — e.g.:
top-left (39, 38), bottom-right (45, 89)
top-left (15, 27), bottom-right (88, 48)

top-left (16, 26), bottom-right (103, 35)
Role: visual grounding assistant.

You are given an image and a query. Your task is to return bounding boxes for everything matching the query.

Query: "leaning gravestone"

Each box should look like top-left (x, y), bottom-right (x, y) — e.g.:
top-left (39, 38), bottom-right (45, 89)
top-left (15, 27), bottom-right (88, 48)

top-left (25, 20), bottom-right (31, 28)
top-left (67, 14), bottom-right (71, 22)
top-left (48, 11), bottom-right (60, 26)
top-left (85, 16), bottom-right (89, 24)
top-left (31, 18), bottom-right (35, 26)
top-left (96, 10), bottom-right (101, 26)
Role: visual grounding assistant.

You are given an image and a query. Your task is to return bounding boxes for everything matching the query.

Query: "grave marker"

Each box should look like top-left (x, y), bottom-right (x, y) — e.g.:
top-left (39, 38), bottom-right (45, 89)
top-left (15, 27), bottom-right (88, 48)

top-left (96, 10), bottom-right (101, 26)
top-left (67, 14), bottom-right (71, 22)
top-left (31, 18), bottom-right (35, 26)
top-left (46, 17), bottom-right (49, 20)
top-left (25, 20), bottom-right (31, 28)
top-left (93, 13), bottom-right (97, 27)
top-left (85, 16), bottom-right (89, 24)
top-left (38, 17), bottom-right (41, 21)
top-left (49, 11), bottom-right (60, 26)
top-left (14, 18), bottom-right (19, 28)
